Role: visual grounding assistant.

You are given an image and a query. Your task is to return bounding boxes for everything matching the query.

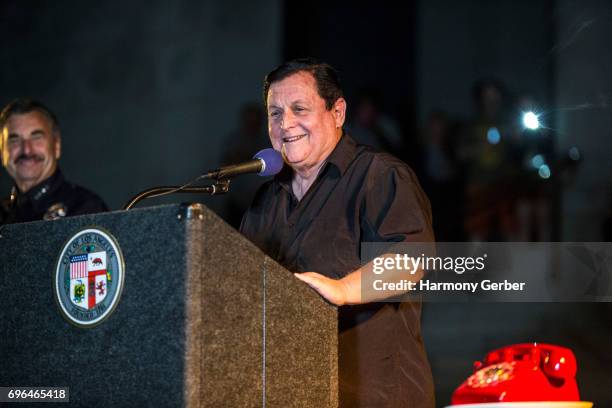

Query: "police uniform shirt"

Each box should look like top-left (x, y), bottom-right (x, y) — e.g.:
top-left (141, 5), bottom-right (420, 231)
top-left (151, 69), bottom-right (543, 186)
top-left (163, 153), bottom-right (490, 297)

top-left (0, 169), bottom-right (108, 224)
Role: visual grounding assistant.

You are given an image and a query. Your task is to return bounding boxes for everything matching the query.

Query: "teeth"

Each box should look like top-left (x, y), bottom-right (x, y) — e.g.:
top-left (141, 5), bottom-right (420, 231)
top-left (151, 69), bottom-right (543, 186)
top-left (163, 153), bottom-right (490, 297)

top-left (283, 134), bottom-right (306, 143)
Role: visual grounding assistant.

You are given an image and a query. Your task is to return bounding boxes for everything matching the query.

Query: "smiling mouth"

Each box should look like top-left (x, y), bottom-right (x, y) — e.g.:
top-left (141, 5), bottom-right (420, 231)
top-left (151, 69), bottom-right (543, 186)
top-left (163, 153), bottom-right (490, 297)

top-left (282, 134), bottom-right (306, 143)
top-left (16, 155), bottom-right (44, 165)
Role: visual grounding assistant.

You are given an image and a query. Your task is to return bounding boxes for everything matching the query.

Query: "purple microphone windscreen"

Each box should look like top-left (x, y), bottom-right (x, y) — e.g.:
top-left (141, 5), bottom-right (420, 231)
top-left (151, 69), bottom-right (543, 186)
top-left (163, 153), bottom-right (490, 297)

top-left (253, 148), bottom-right (283, 177)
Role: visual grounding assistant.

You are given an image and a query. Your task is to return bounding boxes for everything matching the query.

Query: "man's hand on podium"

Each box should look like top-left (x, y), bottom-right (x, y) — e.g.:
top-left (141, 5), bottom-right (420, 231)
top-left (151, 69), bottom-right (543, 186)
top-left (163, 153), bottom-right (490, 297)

top-left (294, 271), bottom-right (358, 306)
top-left (294, 255), bottom-right (425, 306)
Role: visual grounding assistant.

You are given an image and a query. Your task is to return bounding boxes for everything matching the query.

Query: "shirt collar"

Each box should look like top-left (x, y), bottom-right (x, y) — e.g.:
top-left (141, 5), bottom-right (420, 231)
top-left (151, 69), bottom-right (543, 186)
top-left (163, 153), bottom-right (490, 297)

top-left (326, 131), bottom-right (358, 177)
top-left (276, 131), bottom-right (359, 192)
top-left (14, 168), bottom-right (64, 205)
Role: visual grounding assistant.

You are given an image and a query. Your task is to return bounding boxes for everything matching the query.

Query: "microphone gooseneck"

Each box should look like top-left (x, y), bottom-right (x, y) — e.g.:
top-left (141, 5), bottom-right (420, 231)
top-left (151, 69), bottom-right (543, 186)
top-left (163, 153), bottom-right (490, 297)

top-left (123, 148), bottom-right (284, 210)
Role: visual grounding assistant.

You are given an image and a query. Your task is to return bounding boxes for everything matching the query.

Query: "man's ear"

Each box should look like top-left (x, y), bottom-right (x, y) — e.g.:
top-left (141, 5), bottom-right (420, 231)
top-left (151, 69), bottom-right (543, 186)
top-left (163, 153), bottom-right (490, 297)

top-left (333, 97), bottom-right (347, 128)
top-left (54, 132), bottom-right (61, 160)
top-left (0, 131), bottom-right (6, 167)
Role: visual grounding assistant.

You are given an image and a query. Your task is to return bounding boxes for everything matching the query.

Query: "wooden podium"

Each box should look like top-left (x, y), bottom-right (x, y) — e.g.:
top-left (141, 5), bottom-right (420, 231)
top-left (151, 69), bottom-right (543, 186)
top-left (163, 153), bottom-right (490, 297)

top-left (0, 204), bottom-right (337, 407)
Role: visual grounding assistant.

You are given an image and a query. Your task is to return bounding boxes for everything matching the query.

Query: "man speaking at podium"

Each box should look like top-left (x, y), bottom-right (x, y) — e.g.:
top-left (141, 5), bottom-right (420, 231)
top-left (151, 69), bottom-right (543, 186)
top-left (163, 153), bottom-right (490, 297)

top-left (240, 59), bottom-right (435, 407)
top-left (0, 99), bottom-right (108, 224)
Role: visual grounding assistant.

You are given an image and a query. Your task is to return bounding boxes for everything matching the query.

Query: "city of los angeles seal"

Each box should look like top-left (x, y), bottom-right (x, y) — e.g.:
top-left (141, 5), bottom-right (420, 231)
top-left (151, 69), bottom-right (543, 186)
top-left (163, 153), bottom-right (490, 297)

top-left (54, 227), bottom-right (125, 327)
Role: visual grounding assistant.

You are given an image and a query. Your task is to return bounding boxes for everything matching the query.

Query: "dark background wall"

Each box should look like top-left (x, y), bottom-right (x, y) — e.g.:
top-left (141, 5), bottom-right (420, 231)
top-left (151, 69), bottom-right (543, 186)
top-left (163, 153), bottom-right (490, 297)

top-left (555, 0), bottom-right (612, 240)
top-left (0, 0), bottom-right (281, 216)
top-left (284, 2), bottom-right (417, 132)
top-left (2, 0), bottom-right (611, 406)
top-left (416, 0), bottom-right (554, 123)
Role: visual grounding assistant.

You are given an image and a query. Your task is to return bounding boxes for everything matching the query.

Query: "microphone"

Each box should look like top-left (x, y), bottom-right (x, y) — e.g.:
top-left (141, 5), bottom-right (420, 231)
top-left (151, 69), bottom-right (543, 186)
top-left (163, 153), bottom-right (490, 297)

top-left (205, 148), bottom-right (284, 180)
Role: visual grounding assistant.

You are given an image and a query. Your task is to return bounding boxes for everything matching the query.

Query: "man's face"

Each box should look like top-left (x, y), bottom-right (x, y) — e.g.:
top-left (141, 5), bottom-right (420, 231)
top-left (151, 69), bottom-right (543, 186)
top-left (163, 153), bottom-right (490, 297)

top-left (266, 71), bottom-right (345, 171)
top-left (1, 111), bottom-right (61, 192)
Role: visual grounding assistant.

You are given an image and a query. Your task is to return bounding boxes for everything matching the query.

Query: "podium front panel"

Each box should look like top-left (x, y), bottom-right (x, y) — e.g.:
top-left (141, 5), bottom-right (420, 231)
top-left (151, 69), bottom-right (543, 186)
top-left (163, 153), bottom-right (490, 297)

top-left (0, 204), bottom-right (337, 407)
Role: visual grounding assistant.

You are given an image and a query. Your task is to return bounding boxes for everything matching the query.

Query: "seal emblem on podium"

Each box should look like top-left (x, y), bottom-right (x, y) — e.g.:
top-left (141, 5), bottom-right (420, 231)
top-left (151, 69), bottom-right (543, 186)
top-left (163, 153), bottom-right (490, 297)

top-left (54, 227), bottom-right (125, 327)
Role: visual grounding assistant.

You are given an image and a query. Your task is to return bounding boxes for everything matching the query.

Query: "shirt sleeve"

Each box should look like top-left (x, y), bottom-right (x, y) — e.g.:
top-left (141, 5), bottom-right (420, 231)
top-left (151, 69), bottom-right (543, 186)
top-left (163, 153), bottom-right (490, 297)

top-left (361, 155), bottom-right (434, 244)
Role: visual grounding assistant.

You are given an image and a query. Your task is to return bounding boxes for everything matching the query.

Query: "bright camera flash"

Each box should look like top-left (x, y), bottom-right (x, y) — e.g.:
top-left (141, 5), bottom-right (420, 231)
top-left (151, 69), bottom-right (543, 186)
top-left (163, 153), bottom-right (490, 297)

top-left (522, 111), bottom-right (540, 130)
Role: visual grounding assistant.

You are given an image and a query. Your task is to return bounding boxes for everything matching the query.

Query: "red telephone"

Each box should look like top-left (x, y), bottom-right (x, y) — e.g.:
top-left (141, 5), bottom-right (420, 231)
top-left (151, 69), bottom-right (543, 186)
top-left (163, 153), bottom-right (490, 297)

top-left (451, 343), bottom-right (581, 404)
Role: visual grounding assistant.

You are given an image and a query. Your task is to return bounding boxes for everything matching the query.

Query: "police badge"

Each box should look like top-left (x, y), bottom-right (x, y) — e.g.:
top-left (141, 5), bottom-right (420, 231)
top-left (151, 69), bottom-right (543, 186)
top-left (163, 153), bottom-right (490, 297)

top-left (54, 227), bottom-right (125, 327)
top-left (43, 203), bottom-right (68, 220)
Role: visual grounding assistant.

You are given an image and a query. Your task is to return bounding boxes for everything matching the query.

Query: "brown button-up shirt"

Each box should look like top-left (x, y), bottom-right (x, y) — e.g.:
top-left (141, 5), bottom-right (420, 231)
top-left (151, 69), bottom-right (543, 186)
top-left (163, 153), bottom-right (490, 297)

top-left (240, 134), bottom-right (435, 407)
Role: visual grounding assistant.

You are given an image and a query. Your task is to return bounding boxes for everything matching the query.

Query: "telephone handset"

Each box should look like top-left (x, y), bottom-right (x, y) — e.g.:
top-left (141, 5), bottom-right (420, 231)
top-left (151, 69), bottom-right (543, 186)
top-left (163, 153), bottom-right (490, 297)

top-left (452, 343), bottom-right (581, 404)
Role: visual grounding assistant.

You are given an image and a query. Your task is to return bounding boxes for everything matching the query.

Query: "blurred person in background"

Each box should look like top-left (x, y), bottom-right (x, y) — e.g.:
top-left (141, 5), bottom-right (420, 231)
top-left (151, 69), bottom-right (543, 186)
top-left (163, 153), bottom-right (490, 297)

top-left (0, 98), bottom-right (107, 224)
top-left (458, 79), bottom-right (520, 240)
top-left (507, 93), bottom-right (556, 241)
top-left (347, 88), bottom-right (404, 154)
